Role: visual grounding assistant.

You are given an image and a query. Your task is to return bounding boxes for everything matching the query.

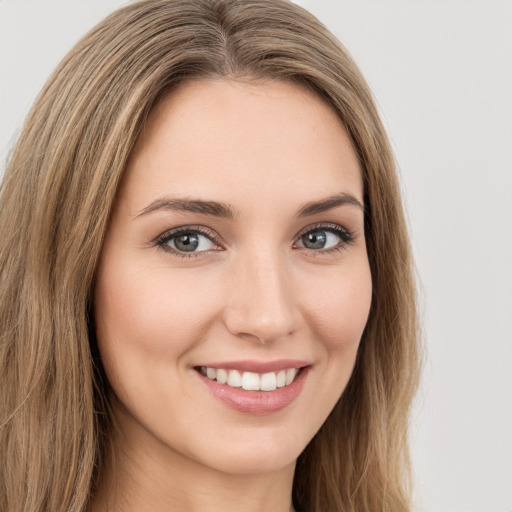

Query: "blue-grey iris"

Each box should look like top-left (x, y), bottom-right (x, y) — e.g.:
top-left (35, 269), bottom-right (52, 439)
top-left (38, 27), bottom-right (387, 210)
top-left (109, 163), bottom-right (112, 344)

top-left (174, 233), bottom-right (199, 252)
top-left (301, 230), bottom-right (327, 249)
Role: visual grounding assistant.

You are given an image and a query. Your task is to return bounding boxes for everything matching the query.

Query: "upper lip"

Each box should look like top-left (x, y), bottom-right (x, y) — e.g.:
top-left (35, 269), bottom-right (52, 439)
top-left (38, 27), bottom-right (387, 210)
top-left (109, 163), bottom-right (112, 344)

top-left (195, 359), bottom-right (311, 373)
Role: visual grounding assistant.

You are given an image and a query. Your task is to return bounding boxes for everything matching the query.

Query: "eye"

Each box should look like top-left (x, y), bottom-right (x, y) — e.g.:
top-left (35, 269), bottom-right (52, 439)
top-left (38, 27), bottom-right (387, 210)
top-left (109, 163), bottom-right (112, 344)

top-left (295, 224), bottom-right (354, 252)
top-left (156, 227), bottom-right (220, 256)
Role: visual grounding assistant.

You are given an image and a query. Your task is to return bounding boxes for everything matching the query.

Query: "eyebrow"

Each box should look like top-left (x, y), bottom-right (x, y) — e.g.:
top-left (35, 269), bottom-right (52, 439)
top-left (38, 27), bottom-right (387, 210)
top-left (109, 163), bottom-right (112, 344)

top-left (136, 192), bottom-right (364, 220)
top-left (136, 197), bottom-right (237, 219)
top-left (296, 192), bottom-right (364, 217)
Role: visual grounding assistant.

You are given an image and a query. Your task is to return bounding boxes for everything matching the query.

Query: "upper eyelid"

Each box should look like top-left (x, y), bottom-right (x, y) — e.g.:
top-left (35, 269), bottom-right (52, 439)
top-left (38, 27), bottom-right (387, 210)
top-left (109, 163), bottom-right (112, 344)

top-left (156, 225), bottom-right (220, 243)
top-left (156, 222), bottom-right (349, 239)
top-left (295, 222), bottom-right (348, 236)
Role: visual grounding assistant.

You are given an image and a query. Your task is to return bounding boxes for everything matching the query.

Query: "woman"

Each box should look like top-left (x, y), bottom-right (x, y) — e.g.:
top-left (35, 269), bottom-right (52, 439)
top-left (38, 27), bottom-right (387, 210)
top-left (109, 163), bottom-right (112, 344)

top-left (0, 1), bottom-right (421, 511)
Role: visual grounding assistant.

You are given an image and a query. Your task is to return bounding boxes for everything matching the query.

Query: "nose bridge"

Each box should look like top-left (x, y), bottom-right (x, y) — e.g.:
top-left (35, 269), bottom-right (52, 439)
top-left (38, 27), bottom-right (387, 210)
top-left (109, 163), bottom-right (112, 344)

top-left (224, 244), bottom-right (299, 344)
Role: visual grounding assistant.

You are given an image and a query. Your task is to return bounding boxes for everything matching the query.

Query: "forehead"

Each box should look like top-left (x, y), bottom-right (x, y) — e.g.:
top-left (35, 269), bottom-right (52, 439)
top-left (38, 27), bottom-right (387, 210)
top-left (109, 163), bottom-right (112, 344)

top-left (120, 79), bottom-right (363, 213)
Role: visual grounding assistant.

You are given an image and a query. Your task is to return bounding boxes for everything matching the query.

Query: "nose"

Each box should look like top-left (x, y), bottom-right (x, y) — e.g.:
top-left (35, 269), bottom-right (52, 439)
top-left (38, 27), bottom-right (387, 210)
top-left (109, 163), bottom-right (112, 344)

top-left (223, 249), bottom-right (300, 344)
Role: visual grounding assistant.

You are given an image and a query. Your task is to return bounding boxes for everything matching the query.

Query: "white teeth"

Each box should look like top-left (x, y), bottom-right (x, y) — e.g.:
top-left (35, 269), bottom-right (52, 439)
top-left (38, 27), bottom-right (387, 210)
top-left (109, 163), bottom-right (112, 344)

top-left (227, 369), bottom-right (242, 387)
top-left (242, 372), bottom-right (260, 391)
top-left (216, 368), bottom-right (228, 384)
top-left (285, 368), bottom-right (297, 385)
top-left (200, 366), bottom-right (300, 391)
top-left (260, 372), bottom-right (277, 391)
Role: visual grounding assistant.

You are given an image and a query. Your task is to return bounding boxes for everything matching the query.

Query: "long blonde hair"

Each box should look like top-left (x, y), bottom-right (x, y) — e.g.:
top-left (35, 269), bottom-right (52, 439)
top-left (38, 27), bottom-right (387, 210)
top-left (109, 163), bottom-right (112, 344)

top-left (0, 1), bottom-right (421, 510)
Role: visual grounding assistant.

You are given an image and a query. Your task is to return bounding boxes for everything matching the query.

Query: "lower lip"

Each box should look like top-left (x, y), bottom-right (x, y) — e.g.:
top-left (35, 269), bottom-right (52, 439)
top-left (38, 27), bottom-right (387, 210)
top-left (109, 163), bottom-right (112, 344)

top-left (194, 367), bottom-right (310, 415)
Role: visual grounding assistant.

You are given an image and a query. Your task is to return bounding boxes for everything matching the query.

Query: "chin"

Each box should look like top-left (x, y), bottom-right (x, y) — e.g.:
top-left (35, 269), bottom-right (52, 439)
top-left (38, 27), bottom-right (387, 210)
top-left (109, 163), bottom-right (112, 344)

top-left (195, 441), bottom-right (300, 477)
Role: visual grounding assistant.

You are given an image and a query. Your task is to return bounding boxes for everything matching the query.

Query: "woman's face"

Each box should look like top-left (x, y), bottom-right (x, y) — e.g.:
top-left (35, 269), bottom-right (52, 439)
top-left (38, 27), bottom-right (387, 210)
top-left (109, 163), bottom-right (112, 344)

top-left (94, 79), bottom-right (372, 476)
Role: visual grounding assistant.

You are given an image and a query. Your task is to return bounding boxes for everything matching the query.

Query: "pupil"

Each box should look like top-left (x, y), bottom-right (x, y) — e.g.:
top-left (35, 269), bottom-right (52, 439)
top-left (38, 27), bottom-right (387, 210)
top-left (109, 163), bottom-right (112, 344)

top-left (303, 230), bottom-right (326, 249)
top-left (174, 233), bottom-right (199, 252)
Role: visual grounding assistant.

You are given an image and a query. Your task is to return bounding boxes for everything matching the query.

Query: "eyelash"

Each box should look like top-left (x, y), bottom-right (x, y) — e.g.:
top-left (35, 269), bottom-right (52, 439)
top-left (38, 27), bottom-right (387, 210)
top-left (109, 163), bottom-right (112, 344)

top-left (154, 223), bottom-right (355, 259)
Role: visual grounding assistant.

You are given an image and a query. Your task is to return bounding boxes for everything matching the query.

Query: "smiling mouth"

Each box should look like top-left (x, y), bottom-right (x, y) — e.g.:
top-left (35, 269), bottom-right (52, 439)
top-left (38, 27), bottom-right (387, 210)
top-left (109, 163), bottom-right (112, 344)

top-left (196, 366), bottom-right (301, 391)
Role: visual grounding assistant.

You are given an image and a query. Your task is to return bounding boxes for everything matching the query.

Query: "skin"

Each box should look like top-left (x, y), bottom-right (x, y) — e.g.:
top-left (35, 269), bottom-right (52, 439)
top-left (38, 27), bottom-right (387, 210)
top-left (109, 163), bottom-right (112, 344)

top-left (92, 79), bottom-right (372, 512)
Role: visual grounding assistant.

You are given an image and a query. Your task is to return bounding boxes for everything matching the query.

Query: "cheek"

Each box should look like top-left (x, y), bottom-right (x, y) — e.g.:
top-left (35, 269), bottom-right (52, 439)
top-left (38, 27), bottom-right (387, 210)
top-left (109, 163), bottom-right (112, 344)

top-left (299, 261), bottom-right (372, 352)
top-left (93, 255), bottom-right (223, 382)
top-left (287, 258), bottom-right (372, 438)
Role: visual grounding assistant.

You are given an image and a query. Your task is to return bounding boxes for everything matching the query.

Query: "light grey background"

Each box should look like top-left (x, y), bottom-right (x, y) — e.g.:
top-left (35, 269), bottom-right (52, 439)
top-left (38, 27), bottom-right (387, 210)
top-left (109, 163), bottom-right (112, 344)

top-left (1, 1), bottom-right (511, 511)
